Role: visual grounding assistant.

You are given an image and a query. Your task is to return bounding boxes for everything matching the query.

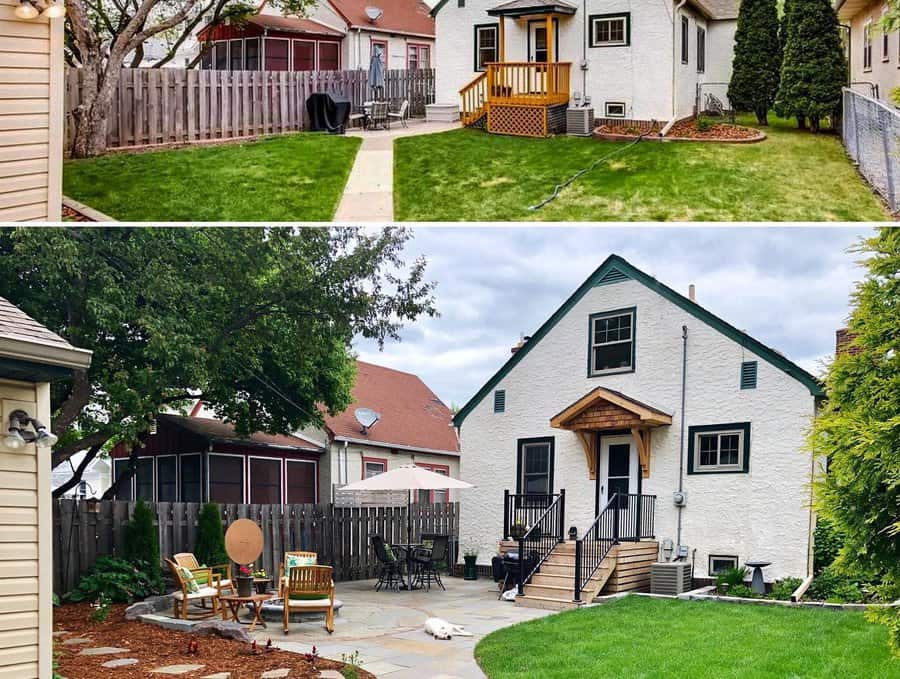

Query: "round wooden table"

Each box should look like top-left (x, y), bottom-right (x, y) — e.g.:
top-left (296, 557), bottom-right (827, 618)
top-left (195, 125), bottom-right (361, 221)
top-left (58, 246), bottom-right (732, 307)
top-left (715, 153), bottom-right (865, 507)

top-left (220, 592), bottom-right (273, 631)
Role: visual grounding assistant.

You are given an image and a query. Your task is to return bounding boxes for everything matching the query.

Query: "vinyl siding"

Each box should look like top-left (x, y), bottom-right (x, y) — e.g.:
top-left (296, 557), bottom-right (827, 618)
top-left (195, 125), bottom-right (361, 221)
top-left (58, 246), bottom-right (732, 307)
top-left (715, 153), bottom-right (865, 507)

top-left (0, 0), bottom-right (62, 221)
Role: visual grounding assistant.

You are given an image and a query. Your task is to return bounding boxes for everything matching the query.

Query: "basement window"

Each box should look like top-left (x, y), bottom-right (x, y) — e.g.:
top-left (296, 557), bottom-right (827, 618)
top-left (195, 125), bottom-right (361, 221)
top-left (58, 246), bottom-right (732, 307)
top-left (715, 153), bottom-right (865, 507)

top-left (709, 554), bottom-right (738, 574)
top-left (589, 308), bottom-right (636, 376)
top-left (605, 102), bottom-right (626, 118)
top-left (688, 423), bottom-right (751, 474)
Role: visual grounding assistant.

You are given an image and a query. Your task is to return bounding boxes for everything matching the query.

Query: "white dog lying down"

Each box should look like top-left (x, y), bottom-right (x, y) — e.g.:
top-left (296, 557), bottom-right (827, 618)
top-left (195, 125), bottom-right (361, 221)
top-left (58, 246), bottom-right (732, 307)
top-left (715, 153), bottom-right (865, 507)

top-left (424, 617), bottom-right (474, 640)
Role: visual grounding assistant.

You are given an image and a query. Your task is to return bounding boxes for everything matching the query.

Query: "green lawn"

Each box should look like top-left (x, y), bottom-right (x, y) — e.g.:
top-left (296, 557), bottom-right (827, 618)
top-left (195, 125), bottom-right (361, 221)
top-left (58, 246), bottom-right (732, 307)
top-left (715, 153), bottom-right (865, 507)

top-left (394, 115), bottom-right (887, 221)
top-left (63, 133), bottom-right (361, 221)
top-left (475, 596), bottom-right (897, 679)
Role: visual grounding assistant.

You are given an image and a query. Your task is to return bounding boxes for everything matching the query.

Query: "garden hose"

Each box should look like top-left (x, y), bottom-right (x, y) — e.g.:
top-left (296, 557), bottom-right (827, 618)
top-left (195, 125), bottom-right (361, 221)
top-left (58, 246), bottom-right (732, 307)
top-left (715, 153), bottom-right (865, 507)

top-left (528, 129), bottom-right (651, 211)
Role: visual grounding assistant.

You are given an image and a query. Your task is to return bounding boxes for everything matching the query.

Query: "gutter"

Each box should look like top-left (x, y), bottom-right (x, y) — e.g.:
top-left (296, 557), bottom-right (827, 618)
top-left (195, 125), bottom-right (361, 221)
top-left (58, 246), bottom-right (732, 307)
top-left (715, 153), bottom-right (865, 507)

top-left (663, 0), bottom-right (689, 137)
top-left (0, 336), bottom-right (93, 369)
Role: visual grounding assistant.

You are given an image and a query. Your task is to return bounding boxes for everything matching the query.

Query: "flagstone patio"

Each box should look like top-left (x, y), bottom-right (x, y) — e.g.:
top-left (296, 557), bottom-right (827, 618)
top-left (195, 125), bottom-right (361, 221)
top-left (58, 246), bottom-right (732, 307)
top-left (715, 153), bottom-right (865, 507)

top-left (247, 577), bottom-right (555, 678)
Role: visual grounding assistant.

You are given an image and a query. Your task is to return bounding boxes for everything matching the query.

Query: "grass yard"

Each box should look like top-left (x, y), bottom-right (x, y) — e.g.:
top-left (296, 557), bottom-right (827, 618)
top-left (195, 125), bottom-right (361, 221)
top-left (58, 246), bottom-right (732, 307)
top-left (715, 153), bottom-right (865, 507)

top-left (63, 133), bottom-right (361, 221)
top-left (475, 596), bottom-right (898, 679)
top-left (394, 115), bottom-right (887, 221)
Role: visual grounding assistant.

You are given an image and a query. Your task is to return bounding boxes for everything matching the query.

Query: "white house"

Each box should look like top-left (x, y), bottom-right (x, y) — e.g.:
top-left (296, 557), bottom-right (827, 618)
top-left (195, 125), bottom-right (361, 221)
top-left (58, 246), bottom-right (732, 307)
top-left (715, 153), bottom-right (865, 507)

top-left (431, 0), bottom-right (738, 135)
top-left (453, 255), bottom-right (823, 599)
top-left (837, 0), bottom-right (900, 103)
top-left (51, 453), bottom-right (111, 498)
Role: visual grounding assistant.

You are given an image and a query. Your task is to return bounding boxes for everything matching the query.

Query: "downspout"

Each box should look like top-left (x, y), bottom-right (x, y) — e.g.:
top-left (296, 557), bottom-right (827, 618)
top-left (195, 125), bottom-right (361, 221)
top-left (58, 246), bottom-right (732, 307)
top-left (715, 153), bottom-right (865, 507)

top-left (343, 440), bottom-right (349, 485)
top-left (581, 0), bottom-right (588, 97)
top-left (358, 27), bottom-right (362, 69)
top-left (661, 0), bottom-right (688, 136)
top-left (676, 324), bottom-right (688, 548)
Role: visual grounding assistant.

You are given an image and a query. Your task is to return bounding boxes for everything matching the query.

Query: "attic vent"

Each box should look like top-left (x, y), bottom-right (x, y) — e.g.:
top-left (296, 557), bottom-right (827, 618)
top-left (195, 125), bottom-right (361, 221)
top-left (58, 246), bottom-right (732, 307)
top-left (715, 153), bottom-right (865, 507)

top-left (740, 361), bottom-right (758, 390)
top-left (494, 389), bottom-right (506, 413)
top-left (596, 266), bottom-right (629, 286)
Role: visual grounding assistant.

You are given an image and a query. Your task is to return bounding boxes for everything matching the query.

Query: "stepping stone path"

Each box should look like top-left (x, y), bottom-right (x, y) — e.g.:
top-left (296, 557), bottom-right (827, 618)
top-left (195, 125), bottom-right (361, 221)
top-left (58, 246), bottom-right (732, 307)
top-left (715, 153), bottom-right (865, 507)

top-left (79, 646), bottom-right (129, 656)
top-left (260, 670), bottom-right (290, 679)
top-left (61, 637), bottom-right (92, 645)
top-left (102, 659), bottom-right (140, 668)
top-left (200, 674), bottom-right (231, 679)
top-left (150, 664), bottom-right (206, 674)
top-left (317, 671), bottom-right (343, 679)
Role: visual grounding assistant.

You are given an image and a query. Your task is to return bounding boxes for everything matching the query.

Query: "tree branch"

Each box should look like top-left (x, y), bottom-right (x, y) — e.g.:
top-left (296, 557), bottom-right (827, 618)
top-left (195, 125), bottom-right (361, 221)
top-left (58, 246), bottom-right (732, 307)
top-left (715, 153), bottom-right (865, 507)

top-left (101, 443), bottom-right (141, 500)
top-left (51, 430), bottom-right (111, 469)
top-left (52, 443), bottom-right (102, 498)
top-left (51, 368), bottom-right (92, 438)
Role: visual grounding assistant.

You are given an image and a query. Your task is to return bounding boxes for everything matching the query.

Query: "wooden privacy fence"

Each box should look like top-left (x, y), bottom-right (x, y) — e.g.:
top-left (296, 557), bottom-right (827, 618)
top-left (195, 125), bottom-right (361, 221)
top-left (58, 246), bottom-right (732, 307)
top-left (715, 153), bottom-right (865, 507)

top-left (53, 499), bottom-right (458, 595)
top-left (65, 67), bottom-right (436, 150)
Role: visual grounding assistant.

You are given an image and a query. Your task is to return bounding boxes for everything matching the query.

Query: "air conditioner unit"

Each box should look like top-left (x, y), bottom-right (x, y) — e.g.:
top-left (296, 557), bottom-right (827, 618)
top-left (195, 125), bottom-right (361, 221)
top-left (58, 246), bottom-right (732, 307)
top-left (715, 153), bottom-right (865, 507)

top-left (650, 562), bottom-right (693, 595)
top-left (566, 107), bottom-right (594, 136)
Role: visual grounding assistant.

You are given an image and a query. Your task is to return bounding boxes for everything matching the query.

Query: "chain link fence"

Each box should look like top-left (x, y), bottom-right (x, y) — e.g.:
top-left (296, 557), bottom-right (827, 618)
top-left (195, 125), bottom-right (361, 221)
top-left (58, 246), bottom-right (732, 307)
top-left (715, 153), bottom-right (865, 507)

top-left (842, 87), bottom-right (900, 212)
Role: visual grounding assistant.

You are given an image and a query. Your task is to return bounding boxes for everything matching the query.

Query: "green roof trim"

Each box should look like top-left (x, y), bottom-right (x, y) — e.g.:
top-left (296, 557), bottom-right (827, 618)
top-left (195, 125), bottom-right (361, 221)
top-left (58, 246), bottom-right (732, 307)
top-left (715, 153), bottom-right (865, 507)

top-left (452, 254), bottom-right (824, 428)
top-left (430, 0), bottom-right (449, 16)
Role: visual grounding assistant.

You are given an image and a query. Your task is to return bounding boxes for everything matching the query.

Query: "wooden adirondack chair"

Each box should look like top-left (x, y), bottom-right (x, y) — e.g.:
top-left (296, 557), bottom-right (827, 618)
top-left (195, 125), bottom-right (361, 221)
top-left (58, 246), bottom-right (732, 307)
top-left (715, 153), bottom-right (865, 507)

top-left (282, 565), bottom-right (335, 634)
top-left (278, 551), bottom-right (317, 596)
top-left (173, 552), bottom-right (234, 599)
top-left (166, 558), bottom-right (221, 620)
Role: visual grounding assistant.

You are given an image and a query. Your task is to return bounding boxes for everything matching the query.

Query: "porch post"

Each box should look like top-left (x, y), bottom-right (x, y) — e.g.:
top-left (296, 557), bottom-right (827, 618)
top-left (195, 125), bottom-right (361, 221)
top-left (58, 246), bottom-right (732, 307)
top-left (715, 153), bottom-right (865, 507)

top-left (503, 488), bottom-right (510, 539)
top-left (499, 15), bottom-right (505, 62)
top-left (545, 14), bottom-right (554, 63)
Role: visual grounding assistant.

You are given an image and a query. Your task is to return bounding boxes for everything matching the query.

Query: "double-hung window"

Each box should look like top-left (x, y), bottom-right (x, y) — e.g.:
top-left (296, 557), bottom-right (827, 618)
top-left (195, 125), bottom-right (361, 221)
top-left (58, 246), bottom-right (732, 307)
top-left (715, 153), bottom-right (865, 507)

top-left (363, 457), bottom-right (387, 479)
top-left (407, 44), bottom-right (430, 70)
top-left (589, 14), bottom-right (630, 47)
top-left (864, 21), bottom-right (873, 70)
top-left (688, 423), bottom-right (751, 473)
top-left (589, 308), bottom-right (636, 375)
top-left (517, 438), bottom-right (554, 495)
top-left (681, 16), bottom-right (689, 63)
top-left (697, 26), bottom-right (706, 73)
top-left (474, 24), bottom-right (498, 71)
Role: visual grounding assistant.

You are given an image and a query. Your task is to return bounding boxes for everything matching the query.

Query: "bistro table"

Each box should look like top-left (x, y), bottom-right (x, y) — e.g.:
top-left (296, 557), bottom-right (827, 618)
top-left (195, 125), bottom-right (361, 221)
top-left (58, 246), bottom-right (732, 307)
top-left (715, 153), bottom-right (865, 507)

top-left (220, 592), bottom-right (273, 631)
top-left (392, 543), bottom-right (424, 590)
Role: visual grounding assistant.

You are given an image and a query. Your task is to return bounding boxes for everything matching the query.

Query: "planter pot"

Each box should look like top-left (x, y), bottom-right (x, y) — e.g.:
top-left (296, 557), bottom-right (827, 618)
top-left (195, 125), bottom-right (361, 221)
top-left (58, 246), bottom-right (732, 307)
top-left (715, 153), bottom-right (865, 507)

top-left (236, 575), bottom-right (253, 598)
top-left (254, 580), bottom-right (269, 595)
top-left (463, 556), bottom-right (478, 581)
top-left (510, 526), bottom-right (526, 540)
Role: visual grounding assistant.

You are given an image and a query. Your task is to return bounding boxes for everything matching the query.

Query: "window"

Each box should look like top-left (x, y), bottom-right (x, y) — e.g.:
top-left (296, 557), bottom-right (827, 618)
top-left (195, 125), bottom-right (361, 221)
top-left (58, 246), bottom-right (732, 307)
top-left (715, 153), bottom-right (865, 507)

top-left (589, 308), bottom-right (636, 375)
top-left (517, 437), bottom-right (554, 495)
top-left (208, 454), bottom-right (244, 503)
top-left (180, 454), bottom-right (202, 502)
top-left (883, 9), bottom-right (890, 61)
top-left (740, 361), bottom-right (758, 389)
top-left (407, 44), bottom-right (430, 70)
top-left (709, 555), bottom-right (738, 574)
top-left (681, 16), bottom-right (689, 64)
top-left (318, 42), bottom-right (340, 71)
top-left (156, 456), bottom-right (177, 502)
top-left (416, 463), bottom-right (450, 503)
top-left (864, 21), bottom-right (872, 70)
top-left (293, 40), bottom-right (315, 71)
top-left (589, 14), bottom-right (629, 47)
top-left (697, 26), bottom-right (705, 73)
top-left (494, 389), bottom-right (506, 413)
top-left (286, 460), bottom-right (317, 503)
top-left (214, 41), bottom-right (228, 70)
top-left (371, 40), bottom-right (388, 66)
top-left (135, 457), bottom-right (154, 501)
top-left (264, 38), bottom-right (289, 71)
top-left (230, 39), bottom-right (243, 70)
top-left (112, 458), bottom-right (133, 501)
top-left (474, 24), bottom-right (498, 71)
top-left (249, 457), bottom-right (282, 504)
top-left (458, 0), bottom-right (464, 6)
top-left (245, 38), bottom-right (260, 71)
top-left (688, 423), bottom-right (751, 474)
top-left (605, 101), bottom-right (626, 117)
top-left (362, 457), bottom-right (387, 479)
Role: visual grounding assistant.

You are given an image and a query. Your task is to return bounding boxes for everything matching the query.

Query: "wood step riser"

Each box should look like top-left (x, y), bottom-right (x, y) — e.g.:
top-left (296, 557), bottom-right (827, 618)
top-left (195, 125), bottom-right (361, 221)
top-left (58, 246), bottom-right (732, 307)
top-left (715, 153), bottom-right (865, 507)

top-left (515, 596), bottom-right (579, 611)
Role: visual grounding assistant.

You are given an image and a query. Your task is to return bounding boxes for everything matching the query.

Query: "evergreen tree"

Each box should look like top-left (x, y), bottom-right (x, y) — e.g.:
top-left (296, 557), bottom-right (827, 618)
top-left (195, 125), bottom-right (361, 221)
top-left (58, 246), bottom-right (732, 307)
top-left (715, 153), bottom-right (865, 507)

top-left (124, 499), bottom-right (162, 591)
top-left (778, 0), bottom-right (806, 128)
top-left (194, 503), bottom-right (229, 567)
top-left (728, 0), bottom-right (782, 125)
top-left (775, 0), bottom-right (846, 132)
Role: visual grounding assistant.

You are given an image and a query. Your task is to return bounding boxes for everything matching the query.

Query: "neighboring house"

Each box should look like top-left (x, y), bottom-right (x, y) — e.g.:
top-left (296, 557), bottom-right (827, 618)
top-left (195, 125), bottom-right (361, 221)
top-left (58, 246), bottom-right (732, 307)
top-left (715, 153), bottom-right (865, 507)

top-left (838, 0), bottom-right (899, 102)
top-left (0, 296), bottom-right (93, 676)
top-left (50, 453), bottom-right (111, 498)
top-left (453, 254), bottom-right (824, 586)
top-left (110, 360), bottom-right (459, 506)
top-left (196, 0), bottom-right (435, 72)
top-left (431, 0), bottom-right (737, 135)
top-left (1, 0), bottom-right (65, 220)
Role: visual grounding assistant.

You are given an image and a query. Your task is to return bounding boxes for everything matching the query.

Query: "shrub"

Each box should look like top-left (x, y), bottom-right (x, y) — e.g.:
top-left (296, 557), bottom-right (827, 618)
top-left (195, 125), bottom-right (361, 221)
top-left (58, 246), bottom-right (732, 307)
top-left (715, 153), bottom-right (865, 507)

top-left (867, 608), bottom-right (900, 658)
top-left (807, 565), bottom-right (866, 603)
top-left (124, 499), bottom-right (161, 590)
top-left (726, 583), bottom-right (758, 598)
top-left (813, 518), bottom-right (843, 574)
top-left (194, 503), bottom-right (228, 567)
top-left (771, 577), bottom-right (804, 600)
top-left (695, 117), bottom-right (714, 133)
top-left (727, 0), bottom-right (782, 125)
top-left (65, 555), bottom-right (156, 604)
top-left (716, 566), bottom-right (749, 592)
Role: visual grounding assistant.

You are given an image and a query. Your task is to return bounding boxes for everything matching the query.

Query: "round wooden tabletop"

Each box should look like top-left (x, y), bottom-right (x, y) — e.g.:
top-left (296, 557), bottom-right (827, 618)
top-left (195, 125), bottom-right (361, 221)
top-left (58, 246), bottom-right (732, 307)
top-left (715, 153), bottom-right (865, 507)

top-left (224, 518), bottom-right (264, 565)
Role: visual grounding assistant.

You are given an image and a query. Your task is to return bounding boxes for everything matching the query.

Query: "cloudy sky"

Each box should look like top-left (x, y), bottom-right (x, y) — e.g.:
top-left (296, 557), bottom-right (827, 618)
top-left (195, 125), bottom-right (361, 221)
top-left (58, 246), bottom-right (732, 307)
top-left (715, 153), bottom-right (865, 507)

top-left (355, 226), bottom-right (874, 408)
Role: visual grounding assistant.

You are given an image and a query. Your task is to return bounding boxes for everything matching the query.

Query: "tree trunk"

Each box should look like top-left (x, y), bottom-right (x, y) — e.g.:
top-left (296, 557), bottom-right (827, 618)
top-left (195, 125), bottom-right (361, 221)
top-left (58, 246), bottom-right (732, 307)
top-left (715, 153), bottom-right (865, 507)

top-left (755, 108), bottom-right (769, 126)
top-left (101, 443), bottom-right (141, 500)
top-left (52, 443), bottom-right (102, 498)
top-left (810, 115), bottom-right (821, 134)
top-left (69, 60), bottom-right (122, 158)
top-left (797, 114), bottom-right (807, 130)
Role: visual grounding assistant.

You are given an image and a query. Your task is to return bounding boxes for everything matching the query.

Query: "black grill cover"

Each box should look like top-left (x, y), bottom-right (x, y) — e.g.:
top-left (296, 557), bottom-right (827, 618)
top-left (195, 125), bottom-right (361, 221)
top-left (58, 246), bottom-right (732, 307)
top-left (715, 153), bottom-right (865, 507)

top-left (306, 93), bottom-right (351, 134)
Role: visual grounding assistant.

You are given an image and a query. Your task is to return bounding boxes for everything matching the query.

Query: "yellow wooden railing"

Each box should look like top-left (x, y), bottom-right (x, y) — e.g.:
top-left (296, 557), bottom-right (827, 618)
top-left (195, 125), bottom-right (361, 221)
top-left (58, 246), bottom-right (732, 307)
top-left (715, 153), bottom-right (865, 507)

top-left (459, 72), bottom-right (488, 126)
top-left (486, 62), bottom-right (571, 107)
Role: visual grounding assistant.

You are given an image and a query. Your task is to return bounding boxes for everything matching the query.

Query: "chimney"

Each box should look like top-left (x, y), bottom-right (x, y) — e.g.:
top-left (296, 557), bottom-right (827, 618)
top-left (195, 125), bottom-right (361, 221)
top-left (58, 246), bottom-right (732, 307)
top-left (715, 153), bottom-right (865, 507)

top-left (511, 335), bottom-right (531, 354)
top-left (835, 328), bottom-right (861, 357)
top-left (688, 284), bottom-right (696, 302)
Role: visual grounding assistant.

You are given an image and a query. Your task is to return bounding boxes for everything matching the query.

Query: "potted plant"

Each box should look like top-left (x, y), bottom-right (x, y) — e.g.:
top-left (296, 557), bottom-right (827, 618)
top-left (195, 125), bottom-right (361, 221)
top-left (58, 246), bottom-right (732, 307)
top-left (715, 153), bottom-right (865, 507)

top-left (252, 567), bottom-right (268, 594)
top-left (236, 565), bottom-right (253, 597)
top-left (463, 548), bottom-right (478, 580)
top-left (510, 520), bottom-right (527, 540)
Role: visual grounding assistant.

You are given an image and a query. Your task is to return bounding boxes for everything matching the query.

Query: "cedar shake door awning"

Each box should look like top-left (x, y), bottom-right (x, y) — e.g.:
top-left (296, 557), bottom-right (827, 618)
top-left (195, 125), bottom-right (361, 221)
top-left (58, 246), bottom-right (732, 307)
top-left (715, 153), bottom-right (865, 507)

top-left (550, 387), bottom-right (672, 479)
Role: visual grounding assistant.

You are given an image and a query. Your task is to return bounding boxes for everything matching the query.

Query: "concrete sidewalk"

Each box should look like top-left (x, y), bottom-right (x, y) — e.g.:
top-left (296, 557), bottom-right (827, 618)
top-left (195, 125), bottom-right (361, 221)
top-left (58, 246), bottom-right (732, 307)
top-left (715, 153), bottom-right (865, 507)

top-left (333, 119), bottom-right (459, 222)
top-left (250, 577), bottom-right (554, 678)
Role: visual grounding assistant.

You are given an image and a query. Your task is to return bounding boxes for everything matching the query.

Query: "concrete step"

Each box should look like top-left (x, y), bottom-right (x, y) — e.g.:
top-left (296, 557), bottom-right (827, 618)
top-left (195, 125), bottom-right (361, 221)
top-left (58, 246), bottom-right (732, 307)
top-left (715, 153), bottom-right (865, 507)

top-left (515, 595), bottom-right (580, 611)
top-left (425, 103), bottom-right (459, 123)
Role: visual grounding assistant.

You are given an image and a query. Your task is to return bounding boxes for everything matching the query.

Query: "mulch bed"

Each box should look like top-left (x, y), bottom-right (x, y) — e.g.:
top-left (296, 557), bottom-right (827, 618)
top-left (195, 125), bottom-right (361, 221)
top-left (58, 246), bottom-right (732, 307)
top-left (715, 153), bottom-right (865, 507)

top-left (54, 604), bottom-right (374, 679)
top-left (596, 118), bottom-right (765, 143)
top-left (62, 204), bottom-right (94, 222)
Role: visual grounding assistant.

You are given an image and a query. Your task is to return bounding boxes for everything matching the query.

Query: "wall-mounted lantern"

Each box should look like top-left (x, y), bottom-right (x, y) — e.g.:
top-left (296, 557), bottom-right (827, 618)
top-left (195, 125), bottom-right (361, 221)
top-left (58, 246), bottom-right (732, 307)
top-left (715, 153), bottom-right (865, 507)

top-left (3, 409), bottom-right (58, 449)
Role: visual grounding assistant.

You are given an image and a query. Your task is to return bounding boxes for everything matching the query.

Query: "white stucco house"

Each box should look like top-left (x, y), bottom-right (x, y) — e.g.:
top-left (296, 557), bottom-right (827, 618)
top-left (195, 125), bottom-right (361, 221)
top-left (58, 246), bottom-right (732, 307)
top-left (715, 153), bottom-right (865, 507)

top-left (431, 0), bottom-right (738, 134)
top-left (454, 255), bottom-right (823, 601)
top-left (838, 0), bottom-right (900, 103)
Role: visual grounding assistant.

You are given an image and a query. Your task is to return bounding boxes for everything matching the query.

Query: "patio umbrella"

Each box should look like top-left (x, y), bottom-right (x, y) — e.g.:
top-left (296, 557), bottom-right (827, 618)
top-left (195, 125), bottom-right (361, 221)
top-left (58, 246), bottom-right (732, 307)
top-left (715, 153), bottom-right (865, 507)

top-left (367, 53), bottom-right (385, 99)
top-left (339, 464), bottom-right (474, 546)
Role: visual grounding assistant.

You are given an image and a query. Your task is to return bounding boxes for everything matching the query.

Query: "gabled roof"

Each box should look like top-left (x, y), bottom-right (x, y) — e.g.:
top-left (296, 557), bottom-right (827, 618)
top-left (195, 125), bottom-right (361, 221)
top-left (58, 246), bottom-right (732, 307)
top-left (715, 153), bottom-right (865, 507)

top-left (689, 0), bottom-right (739, 20)
top-left (324, 361), bottom-right (458, 455)
top-left (487, 0), bottom-right (577, 16)
top-left (453, 254), bottom-right (824, 428)
top-left (0, 295), bottom-right (93, 371)
top-left (550, 387), bottom-right (673, 429)
top-left (160, 414), bottom-right (324, 453)
top-left (329, 0), bottom-right (435, 37)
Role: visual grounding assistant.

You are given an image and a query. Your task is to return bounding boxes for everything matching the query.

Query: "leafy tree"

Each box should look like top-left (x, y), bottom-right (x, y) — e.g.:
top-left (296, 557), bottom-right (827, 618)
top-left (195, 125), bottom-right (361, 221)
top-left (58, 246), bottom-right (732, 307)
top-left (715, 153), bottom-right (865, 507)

top-left (811, 227), bottom-right (899, 652)
top-left (124, 499), bottom-right (162, 590)
top-left (194, 503), bottom-right (228, 566)
top-left (774, 0), bottom-right (846, 132)
top-left (0, 228), bottom-right (436, 497)
top-left (728, 0), bottom-right (782, 125)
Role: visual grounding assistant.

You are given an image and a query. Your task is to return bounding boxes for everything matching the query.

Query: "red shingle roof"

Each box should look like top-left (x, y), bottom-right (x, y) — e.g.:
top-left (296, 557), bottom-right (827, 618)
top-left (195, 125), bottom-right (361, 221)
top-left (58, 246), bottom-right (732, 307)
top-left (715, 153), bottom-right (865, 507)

top-left (324, 361), bottom-right (457, 454)
top-left (329, 0), bottom-right (435, 37)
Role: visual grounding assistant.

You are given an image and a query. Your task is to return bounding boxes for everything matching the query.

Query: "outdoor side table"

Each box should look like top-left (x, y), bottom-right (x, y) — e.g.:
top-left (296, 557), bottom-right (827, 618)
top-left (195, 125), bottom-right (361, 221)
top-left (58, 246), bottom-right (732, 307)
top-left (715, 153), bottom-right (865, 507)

top-left (252, 577), bottom-right (272, 595)
top-left (745, 560), bottom-right (771, 594)
top-left (220, 592), bottom-right (273, 632)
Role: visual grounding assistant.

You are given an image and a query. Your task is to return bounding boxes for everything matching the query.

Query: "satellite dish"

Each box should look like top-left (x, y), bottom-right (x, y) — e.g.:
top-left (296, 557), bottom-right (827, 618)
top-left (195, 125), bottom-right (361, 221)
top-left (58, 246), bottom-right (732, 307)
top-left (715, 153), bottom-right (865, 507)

top-left (364, 5), bottom-right (383, 21)
top-left (355, 407), bottom-right (381, 434)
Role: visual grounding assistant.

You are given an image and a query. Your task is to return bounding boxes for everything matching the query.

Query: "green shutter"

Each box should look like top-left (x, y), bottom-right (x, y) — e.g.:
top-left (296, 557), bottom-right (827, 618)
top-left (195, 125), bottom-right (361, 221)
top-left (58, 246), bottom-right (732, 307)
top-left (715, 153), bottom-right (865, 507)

top-left (740, 361), bottom-right (758, 389)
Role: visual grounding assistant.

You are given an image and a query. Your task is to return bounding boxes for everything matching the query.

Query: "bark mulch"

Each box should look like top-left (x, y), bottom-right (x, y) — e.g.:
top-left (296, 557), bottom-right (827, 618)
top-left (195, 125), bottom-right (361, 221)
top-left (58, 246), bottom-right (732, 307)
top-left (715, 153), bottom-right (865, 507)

top-left (597, 118), bottom-right (764, 142)
top-left (54, 604), bottom-right (374, 679)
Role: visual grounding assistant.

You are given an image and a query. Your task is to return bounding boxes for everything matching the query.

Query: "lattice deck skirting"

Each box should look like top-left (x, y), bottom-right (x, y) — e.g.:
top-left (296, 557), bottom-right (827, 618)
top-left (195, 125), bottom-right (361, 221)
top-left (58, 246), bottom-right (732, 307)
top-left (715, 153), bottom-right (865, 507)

top-left (488, 104), bottom-right (548, 137)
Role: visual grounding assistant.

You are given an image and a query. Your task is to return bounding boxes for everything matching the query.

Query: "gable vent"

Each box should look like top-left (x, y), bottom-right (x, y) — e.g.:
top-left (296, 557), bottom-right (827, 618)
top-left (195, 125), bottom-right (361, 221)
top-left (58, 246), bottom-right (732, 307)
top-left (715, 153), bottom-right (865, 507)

top-left (596, 266), bottom-right (630, 286)
top-left (740, 361), bottom-right (758, 390)
top-left (494, 389), bottom-right (506, 413)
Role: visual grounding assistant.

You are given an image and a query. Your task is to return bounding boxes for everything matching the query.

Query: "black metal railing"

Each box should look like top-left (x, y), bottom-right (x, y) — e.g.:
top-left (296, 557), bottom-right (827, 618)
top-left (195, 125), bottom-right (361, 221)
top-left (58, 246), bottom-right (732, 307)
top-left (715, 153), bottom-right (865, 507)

top-left (503, 490), bottom-right (560, 540)
top-left (573, 493), bottom-right (656, 602)
top-left (516, 489), bottom-right (565, 595)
